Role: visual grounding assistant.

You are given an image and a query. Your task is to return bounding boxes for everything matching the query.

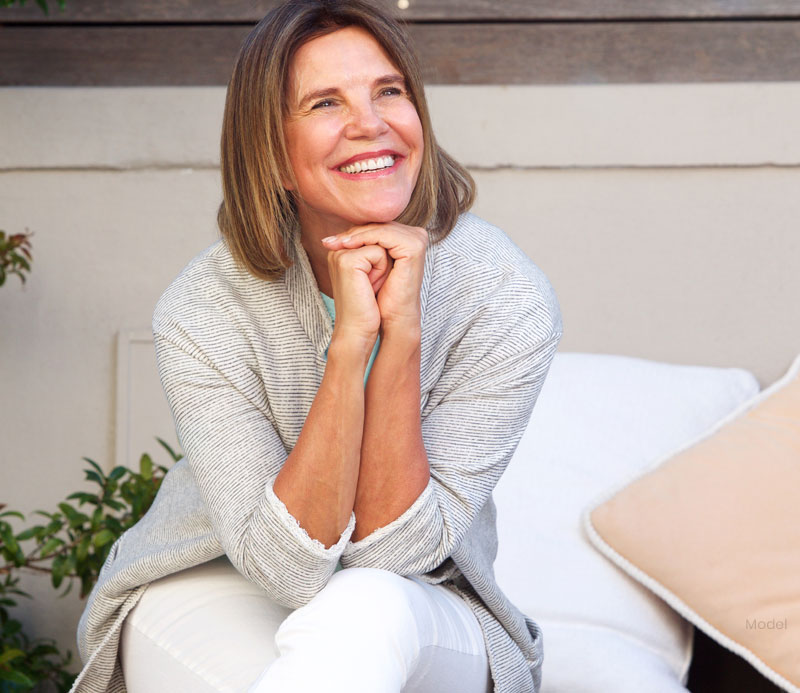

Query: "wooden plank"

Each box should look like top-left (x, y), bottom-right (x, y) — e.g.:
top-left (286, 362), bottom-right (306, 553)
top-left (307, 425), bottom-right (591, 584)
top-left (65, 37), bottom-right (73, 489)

top-left (416, 21), bottom-right (800, 84)
top-left (3, 21), bottom-right (800, 86)
top-left (0, 25), bottom-right (249, 86)
top-left (3, 0), bottom-right (800, 23)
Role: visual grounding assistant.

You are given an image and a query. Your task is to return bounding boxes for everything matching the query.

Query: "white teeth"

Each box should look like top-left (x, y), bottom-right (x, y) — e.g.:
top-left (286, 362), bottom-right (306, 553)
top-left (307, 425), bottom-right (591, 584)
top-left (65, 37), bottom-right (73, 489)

top-left (339, 155), bottom-right (396, 174)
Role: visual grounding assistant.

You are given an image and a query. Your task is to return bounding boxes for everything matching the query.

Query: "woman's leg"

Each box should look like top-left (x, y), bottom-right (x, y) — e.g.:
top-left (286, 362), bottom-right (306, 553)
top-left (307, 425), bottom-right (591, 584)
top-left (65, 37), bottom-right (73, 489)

top-left (247, 567), bottom-right (491, 693)
top-left (120, 556), bottom-right (293, 693)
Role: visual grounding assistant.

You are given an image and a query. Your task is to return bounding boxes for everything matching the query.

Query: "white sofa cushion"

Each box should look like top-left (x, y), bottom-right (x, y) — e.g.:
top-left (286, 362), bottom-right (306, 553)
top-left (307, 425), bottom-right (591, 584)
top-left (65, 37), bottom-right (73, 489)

top-left (493, 352), bottom-right (760, 692)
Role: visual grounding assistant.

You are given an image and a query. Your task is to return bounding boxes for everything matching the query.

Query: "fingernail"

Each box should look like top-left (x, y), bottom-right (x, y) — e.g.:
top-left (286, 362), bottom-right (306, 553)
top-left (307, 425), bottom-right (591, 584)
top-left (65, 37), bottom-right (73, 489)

top-left (322, 236), bottom-right (336, 243)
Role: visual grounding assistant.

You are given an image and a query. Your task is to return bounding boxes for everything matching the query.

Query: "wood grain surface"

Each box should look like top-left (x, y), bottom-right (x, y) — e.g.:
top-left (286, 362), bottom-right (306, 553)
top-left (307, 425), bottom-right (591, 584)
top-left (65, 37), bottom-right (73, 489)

top-left (3, 0), bottom-right (800, 23)
top-left (3, 20), bottom-right (800, 85)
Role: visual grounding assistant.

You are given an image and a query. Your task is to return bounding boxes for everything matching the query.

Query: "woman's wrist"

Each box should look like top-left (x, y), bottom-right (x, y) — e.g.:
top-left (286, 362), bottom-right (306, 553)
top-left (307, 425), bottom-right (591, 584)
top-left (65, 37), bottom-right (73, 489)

top-left (379, 318), bottom-right (421, 346)
top-left (328, 329), bottom-right (377, 369)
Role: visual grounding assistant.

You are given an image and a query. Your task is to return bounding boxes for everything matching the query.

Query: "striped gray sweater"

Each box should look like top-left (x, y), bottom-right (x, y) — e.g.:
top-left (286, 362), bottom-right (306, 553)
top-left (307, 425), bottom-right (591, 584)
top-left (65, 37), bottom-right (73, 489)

top-left (70, 212), bottom-right (562, 693)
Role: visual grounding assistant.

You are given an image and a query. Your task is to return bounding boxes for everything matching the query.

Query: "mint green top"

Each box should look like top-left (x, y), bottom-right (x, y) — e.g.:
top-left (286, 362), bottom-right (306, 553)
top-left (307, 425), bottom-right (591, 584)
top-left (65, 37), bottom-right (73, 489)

top-left (320, 292), bottom-right (381, 387)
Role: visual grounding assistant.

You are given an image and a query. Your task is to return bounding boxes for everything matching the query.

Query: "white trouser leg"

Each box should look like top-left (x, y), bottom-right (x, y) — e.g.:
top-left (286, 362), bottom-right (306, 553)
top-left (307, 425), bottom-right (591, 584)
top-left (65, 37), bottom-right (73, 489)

top-left (247, 567), bottom-right (491, 693)
top-left (120, 556), bottom-right (294, 693)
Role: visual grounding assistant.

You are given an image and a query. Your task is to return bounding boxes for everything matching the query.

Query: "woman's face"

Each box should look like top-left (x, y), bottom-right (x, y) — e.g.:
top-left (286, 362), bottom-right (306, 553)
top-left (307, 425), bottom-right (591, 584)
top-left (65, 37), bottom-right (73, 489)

top-left (283, 25), bottom-right (424, 235)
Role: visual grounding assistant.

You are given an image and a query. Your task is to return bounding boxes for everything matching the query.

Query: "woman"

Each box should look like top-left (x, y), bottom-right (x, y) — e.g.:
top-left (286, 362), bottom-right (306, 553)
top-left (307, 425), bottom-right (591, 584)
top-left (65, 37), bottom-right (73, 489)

top-left (70, 1), bottom-right (562, 691)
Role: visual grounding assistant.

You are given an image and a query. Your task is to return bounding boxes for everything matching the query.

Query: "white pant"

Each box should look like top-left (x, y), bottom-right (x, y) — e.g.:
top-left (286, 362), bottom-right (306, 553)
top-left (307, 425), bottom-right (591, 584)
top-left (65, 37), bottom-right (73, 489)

top-left (120, 558), bottom-right (491, 693)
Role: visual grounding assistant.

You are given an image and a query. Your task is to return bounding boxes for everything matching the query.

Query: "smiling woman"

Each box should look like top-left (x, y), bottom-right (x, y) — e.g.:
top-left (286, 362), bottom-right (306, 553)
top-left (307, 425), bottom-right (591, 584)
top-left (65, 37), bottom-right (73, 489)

top-left (69, 2), bottom-right (563, 693)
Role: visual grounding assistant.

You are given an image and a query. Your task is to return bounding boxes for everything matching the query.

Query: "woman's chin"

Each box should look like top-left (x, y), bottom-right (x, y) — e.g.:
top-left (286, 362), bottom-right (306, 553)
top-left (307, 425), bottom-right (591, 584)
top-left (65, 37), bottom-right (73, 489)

top-left (347, 204), bottom-right (407, 226)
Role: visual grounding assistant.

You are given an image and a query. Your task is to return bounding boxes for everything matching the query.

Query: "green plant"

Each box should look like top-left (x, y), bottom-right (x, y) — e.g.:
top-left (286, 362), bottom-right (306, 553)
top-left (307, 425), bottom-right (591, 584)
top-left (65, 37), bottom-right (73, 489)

top-left (0, 438), bottom-right (181, 691)
top-left (0, 0), bottom-right (65, 16)
top-left (0, 231), bottom-right (33, 288)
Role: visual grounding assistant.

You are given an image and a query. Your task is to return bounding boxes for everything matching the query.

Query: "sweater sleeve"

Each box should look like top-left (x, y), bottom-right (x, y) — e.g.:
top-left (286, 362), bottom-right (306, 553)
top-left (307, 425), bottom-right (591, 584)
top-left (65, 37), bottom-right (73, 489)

top-left (340, 275), bottom-right (562, 576)
top-left (153, 328), bottom-right (355, 610)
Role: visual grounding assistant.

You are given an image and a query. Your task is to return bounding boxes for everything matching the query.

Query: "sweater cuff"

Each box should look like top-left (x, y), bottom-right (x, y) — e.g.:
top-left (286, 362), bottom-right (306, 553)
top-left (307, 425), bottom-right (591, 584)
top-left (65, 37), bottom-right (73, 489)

top-left (340, 477), bottom-right (440, 571)
top-left (264, 478), bottom-right (355, 559)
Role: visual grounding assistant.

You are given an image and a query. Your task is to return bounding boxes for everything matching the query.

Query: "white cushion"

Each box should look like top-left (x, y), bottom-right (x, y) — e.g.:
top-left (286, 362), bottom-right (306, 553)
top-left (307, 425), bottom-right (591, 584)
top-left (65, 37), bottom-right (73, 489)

top-left (493, 352), bottom-right (760, 693)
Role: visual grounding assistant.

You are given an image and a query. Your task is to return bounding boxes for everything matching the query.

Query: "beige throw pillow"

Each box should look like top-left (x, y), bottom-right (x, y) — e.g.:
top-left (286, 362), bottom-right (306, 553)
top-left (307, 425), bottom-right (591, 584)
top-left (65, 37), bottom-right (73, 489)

top-left (585, 353), bottom-right (800, 693)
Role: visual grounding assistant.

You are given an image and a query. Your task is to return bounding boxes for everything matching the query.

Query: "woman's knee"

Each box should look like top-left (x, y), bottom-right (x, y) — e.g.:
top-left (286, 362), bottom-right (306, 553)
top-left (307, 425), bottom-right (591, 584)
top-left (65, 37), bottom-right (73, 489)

top-left (325, 567), bottom-right (418, 611)
top-left (279, 567), bottom-right (420, 640)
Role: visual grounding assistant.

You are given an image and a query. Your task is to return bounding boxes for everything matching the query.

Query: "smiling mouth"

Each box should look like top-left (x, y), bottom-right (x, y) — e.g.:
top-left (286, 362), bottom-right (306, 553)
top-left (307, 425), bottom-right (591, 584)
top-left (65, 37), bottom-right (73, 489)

top-left (338, 155), bottom-right (396, 174)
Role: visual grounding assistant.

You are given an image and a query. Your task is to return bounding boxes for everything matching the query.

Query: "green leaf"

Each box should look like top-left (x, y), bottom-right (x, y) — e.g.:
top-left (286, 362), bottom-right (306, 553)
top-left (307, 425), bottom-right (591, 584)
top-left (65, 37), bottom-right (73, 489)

top-left (52, 555), bottom-right (67, 588)
top-left (0, 668), bottom-right (35, 686)
top-left (29, 643), bottom-right (59, 657)
top-left (66, 491), bottom-right (100, 506)
top-left (157, 437), bottom-right (182, 462)
top-left (0, 510), bottom-right (24, 521)
top-left (0, 647), bottom-right (25, 666)
top-left (108, 466), bottom-right (127, 481)
top-left (92, 530), bottom-right (114, 548)
top-left (119, 485), bottom-right (135, 507)
top-left (80, 574), bottom-right (93, 599)
top-left (0, 527), bottom-right (19, 555)
top-left (30, 644), bottom-right (60, 659)
top-left (44, 518), bottom-right (63, 534)
top-left (2, 619), bottom-right (21, 636)
top-left (14, 527), bottom-right (39, 541)
top-left (76, 534), bottom-right (90, 562)
top-left (91, 506), bottom-right (103, 530)
top-left (82, 457), bottom-right (106, 479)
top-left (83, 470), bottom-right (104, 485)
top-left (139, 453), bottom-right (153, 480)
top-left (104, 516), bottom-right (122, 533)
top-left (9, 587), bottom-right (31, 600)
top-left (39, 537), bottom-right (64, 557)
top-left (58, 502), bottom-right (89, 529)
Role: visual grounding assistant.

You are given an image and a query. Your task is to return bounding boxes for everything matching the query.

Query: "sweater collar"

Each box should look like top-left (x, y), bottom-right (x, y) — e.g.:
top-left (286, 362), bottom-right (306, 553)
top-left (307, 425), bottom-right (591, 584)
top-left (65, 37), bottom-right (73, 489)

top-left (285, 227), bottom-right (436, 356)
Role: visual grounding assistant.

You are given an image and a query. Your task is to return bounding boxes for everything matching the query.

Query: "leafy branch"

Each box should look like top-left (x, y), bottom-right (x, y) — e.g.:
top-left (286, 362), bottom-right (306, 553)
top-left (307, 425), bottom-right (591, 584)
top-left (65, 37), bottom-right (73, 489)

top-left (0, 0), bottom-right (66, 16)
top-left (0, 231), bottom-right (33, 288)
top-left (0, 438), bottom-right (182, 691)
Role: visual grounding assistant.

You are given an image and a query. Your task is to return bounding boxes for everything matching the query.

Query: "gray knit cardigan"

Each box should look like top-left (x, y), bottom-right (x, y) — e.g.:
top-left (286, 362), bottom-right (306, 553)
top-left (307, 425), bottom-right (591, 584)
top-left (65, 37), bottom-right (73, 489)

top-left (69, 212), bottom-right (563, 693)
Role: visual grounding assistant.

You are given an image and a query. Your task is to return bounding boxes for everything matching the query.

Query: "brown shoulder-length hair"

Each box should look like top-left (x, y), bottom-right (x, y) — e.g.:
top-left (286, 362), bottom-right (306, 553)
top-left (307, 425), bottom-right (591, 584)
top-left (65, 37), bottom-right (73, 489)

top-left (217, 0), bottom-right (475, 281)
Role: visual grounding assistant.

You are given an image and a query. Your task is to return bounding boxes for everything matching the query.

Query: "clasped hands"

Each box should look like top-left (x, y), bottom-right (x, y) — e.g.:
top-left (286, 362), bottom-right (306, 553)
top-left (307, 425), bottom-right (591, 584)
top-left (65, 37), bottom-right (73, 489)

top-left (321, 221), bottom-right (427, 343)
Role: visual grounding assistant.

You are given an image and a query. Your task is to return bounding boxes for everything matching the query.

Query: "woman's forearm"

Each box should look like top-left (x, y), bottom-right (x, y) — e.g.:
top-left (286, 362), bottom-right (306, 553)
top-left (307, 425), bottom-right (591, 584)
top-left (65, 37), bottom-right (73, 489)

top-left (272, 335), bottom-right (373, 549)
top-left (352, 326), bottom-right (430, 543)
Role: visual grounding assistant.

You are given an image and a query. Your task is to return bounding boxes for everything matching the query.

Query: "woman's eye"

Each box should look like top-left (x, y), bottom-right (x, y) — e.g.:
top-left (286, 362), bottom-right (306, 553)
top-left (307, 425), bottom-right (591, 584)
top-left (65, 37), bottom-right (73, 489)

top-left (312, 99), bottom-right (334, 110)
top-left (381, 87), bottom-right (402, 97)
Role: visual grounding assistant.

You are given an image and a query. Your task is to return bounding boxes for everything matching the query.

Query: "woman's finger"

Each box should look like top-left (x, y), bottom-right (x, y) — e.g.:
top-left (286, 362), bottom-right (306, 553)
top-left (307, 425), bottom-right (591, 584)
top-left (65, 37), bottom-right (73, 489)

top-left (321, 222), bottom-right (427, 262)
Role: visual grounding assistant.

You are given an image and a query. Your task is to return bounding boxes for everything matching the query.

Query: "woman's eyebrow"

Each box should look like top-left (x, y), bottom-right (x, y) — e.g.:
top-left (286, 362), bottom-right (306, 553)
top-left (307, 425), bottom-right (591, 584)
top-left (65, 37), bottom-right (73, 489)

top-left (297, 87), bottom-right (339, 110)
top-left (374, 73), bottom-right (405, 88)
top-left (296, 73), bottom-right (406, 110)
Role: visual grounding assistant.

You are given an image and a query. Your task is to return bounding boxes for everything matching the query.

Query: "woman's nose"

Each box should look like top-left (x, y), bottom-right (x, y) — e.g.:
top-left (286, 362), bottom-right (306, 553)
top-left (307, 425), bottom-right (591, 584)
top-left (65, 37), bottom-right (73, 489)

top-left (344, 101), bottom-right (389, 139)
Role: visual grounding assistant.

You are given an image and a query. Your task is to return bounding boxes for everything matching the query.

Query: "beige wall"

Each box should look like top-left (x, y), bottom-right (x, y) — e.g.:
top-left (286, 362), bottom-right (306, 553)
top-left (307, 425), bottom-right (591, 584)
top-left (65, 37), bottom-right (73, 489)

top-left (1, 84), bottom-right (799, 667)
